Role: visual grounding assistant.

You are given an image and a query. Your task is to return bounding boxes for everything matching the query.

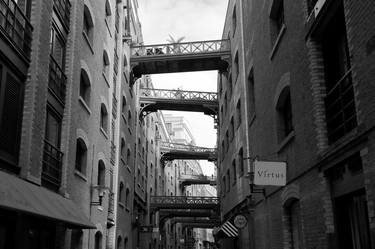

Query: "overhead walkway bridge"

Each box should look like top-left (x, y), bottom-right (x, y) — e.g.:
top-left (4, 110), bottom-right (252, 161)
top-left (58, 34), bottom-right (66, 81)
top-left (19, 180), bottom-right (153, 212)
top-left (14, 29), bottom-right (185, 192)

top-left (150, 196), bottom-right (219, 210)
top-left (139, 88), bottom-right (218, 120)
top-left (160, 142), bottom-right (217, 162)
top-left (130, 39), bottom-right (231, 85)
top-left (179, 174), bottom-right (217, 187)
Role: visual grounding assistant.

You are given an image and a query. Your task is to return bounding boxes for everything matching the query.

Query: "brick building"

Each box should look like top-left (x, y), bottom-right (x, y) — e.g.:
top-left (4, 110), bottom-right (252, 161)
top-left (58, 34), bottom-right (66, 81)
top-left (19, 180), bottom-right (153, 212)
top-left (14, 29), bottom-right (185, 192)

top-left (218, 0), bottom-right (375, 249)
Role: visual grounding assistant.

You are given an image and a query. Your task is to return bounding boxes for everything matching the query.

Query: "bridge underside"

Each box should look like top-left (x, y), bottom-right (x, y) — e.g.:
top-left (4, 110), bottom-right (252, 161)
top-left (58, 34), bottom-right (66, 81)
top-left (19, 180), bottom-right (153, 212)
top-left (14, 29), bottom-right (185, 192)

top-left (140, 99), bottom-right (217, 119)
top-left (180, 179), bottom-right (217, 187)
top-left (159, 209), bottom-right (219, 226)
top-left (132, 55), bottom-right (229, 77)
top-left (161, 151), bottom-right (216, 162)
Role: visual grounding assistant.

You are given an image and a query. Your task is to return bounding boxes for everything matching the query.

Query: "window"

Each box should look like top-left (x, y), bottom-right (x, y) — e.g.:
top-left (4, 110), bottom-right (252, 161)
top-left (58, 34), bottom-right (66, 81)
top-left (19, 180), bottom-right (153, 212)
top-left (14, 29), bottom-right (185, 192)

top-left (285, 200), bottom-right (303, 249)
top-left (128, 110), bottom-right (132, 126)
top-left (102, 50), bottom-right (110, 80)
top-left (219, 73), bottom-right (223, 96)
top-left (117, 236), bottom-right (122, 249)
top-left (50, 26), bottom-right (66, 69)
top-left (234, 52), bottom-right (239, 83)
top-left (232, 6), bottom-right (237, 36)
top-left (80, 69), bottom-right (91, 104)
top-left (75, 138), bottom-right (87, 174)
top-left (224, 93), bottom-right (227, 113)
top-left (0, 67), bottom-right (24, 165)
top-left (270, 0), bottom-right (285, 43)
top-left (97, 160), bottom-right (105, 187)
top-left (119, 182), bottom-right (124, 203)
top-left (105, 0), bottom-right (112, 24)
top-left (125, 188), bottom-right (130, 207)
top-left (230, 117), bottom-right (234, 141)
top-left (228, 73), bottom-right (232, 96)
top-left (238, 148), bottom-right (244, 176)
top-left (45, 108), bottom-right (62, 149)
top-left (248, 69), bottom-right (255, 116)
top-left (225, 131), bottom-right (229, 152)
top-left (100, 104), bottom-right (108, 132)
top-left (83, 5), bottom-right (94, 44)
top-left (232, 159), bottom-right (236, 184)
top-left (94, 232), bottom-right (102, 249)
top-left (236, 100), bottom-right (241, 128)
top-left (221, 141), bottom-right (225, 161)
top-left (120, 138), bottom-right (126, 160)
top-left (122, 96), bottom-right (127, 115)
top-left (126, 149), bottom-right (131, 165)
top-left (276, 87), bottom-right (293, 141)
top-left (322, 3), bottom-right (356, 143)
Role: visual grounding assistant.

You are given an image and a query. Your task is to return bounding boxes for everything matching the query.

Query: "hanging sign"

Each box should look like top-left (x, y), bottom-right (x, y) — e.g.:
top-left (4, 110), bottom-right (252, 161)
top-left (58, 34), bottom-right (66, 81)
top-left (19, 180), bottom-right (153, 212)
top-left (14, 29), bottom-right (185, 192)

top-left (254, 161), bottom-right (286, 186)
top-left (234, 214), bottom-right (248, 229)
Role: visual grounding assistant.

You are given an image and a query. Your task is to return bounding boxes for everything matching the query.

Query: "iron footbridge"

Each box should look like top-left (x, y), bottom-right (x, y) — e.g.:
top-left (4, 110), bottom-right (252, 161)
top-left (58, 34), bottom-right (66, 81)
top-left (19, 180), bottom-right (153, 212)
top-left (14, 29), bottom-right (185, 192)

top-left (150, 196), bottom-right (219, 210)
top-left (139, 88), bottom-right (218, 120)
top-left (159, 141), bottom-right (217, 162)
top-left (179, 174), bottom-right (217, 187)
top-left (130, 39), bottom-right (231, 85)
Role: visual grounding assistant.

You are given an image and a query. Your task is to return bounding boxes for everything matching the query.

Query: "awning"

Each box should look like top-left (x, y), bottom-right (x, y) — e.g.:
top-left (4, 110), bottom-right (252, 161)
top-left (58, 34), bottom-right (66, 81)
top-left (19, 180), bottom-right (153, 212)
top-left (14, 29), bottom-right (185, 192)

top-left (0, 171), bottom-right (96, 229)
top-left (213, 220), bottom-right (238, 238)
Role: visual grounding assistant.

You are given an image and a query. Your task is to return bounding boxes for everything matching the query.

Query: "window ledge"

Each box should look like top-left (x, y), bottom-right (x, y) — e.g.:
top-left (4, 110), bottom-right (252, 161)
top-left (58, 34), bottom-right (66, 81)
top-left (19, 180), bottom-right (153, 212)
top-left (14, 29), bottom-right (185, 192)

top-left (122, 113), bottom-right (127, 124)
top-left (82, 32), bottom-right (94, 54)
top-left (270, 24), bottom-right (286, 60)
top-left (74, 170), bottom-right (88, 182)
top-left (79, 97), bottom-right (91, 115)
top-left (128, 127), bottom-right (132, 134)
top-left (127, 165), bottom-right (132, 173)
top-left (103, 73), bottom-right (110, 88)
top-left (105, 18), bottom-right (112, 37)
top-left (100, 127), bottom-right (109, 139)
top-left (277, 130), bottom-right (295, 152)
top-left (125, 207), bottom-right (130, 212)
top-left (119, 202), bottom-right (125, 208)
top-left (249, 113), bottom-right (256, 128)
top-left (98, 206), bottom-right (103, 211)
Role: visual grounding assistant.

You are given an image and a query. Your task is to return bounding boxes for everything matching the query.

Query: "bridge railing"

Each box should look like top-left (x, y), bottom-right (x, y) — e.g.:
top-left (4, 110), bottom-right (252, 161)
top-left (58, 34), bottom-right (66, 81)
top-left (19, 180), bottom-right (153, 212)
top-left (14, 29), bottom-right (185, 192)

top-left (131, 39), bottom-right (230, 58)
top-left (179, 174), bottom-right (216, 182)
top-left (140, 88), bottom-right (218, 101)
top-left (151, 196), bottom-right (219, 205)
top-left (160, 141), bottom-right (217, 153)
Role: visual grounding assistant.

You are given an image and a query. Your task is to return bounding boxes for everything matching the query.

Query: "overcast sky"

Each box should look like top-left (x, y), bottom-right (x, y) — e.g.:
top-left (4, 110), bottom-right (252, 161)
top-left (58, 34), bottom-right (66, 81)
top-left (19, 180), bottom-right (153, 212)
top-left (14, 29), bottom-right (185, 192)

top-left (137, 0), bottom-right (228, 175)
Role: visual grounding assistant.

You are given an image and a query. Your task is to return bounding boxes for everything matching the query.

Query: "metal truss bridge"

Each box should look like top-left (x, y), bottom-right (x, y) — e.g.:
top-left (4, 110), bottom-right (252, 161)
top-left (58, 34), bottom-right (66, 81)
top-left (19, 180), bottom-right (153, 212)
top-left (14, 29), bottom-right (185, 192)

top-left (139, 88), bottom-right (218, 120)
top-left (172, 217), bottom-right (220, 228)
top-left (179, 174), bottom-right (217, 187)
top-left (159, 142), bottom-right (217, 162)
top-left (150, 196), bottom-right (219, 210)
top-left (130, 39), bottom-right (231, 83)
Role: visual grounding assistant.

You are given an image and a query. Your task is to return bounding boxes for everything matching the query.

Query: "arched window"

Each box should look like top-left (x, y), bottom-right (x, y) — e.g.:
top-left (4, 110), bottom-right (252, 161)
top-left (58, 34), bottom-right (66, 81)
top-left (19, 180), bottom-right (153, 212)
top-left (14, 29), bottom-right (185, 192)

top-left (97, 160), bottom-right (105, 187)
top-left (102, 50), bottom-right (110, 79)
top-left (100, 104), bottom-right (108, 132)
top-left (125, 188), bottom-right (130, 207)
top-left (126, 149), bottom-right (131, 165)
top-left (116, 236), bottom-right (122, 249)
top-left (75, 138), bottom-right (87, 174)
top-left (124, 238), bottom-right (128, 249)
top-left (80, 69), bottom-right (91, 104)
top-left (105, 0), bottom-right (112, 23)
top-left (276, 86), bottom-right (293, 141)
top-left (119, 182), bottom-right (124, 203)
top-left (83, 5), bottom-right (94, 44)
top-left (122, 96), bottom-right (127, 115)
top-left (94, 231), bottom-right (102, 249)
top-left (284, 199), bottom-right (303, 249)
top-left (120, 138), bottom-right (126, 160)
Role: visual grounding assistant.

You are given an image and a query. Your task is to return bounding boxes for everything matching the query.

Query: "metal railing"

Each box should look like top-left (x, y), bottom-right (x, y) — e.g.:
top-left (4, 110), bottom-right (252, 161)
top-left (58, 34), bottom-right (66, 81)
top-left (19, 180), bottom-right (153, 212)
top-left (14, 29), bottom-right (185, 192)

top-left (151, 196), bottom-right (219, 206)
top-left (179, 174), bottom-right (216, 182)
top-left (49, 55), bottom-right (67, 104)
top-left (140, 88), bottom-right (218, 101)
top-left (131, 39), bottom-right (230, 57)
top-left (0, 0), bottom-right (33, 59)
top-left (53, 0), bottom-right (70, 30)
top-left (325, 69), bottom-right (357, 142)
top-left (42, 140), bottom-right (63, 190)
top-left (160, 141), bottom-right (216, 153)
top-left (110, 142), bottom-right (116, 165)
